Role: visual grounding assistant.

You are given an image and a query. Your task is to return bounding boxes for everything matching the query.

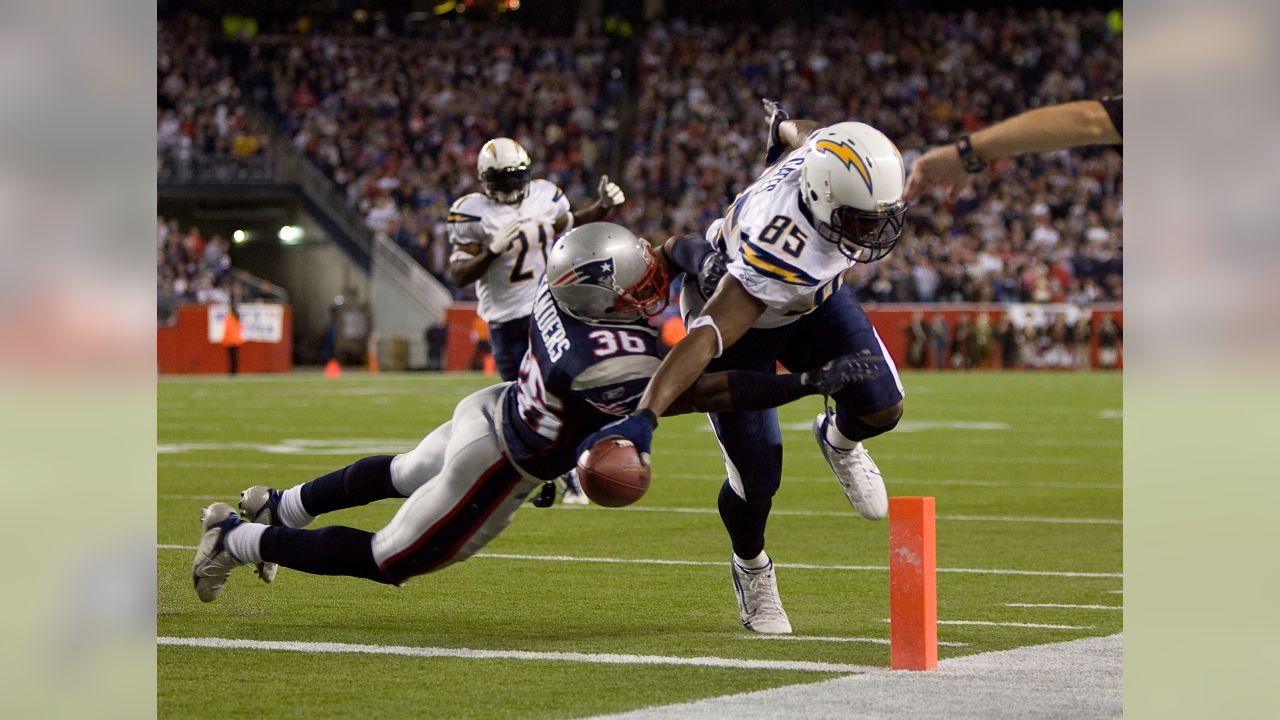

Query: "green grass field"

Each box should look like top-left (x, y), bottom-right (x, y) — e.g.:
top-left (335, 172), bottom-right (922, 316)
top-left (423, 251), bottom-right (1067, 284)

top-left (157, 371), bottom-right (1121, 719)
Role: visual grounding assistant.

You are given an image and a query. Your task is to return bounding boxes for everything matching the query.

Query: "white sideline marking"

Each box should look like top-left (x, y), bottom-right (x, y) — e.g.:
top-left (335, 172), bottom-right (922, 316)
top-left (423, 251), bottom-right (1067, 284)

top-left (155, 544), bottom-right (1120, 578)
top-left (662, 473), bottom-right (1121, 490)
top-left (1005, 603), bottom-right (1122, 611)
top-left (156, 636), bottom-right (877, 674)
top-left (740, 635), bottom-right (969, 648)
top-left (565, 505), bottom-right (1119, 526)
top-left (1107, 589), bottom-right (1123, 594)
top-left (881, 619), bottom-right (1095, 630)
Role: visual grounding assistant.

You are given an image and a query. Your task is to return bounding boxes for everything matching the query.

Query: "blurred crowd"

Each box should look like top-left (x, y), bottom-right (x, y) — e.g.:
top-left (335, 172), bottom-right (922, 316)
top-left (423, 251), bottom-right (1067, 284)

top-left (157, 216), bottom-right (282, 322)
top-left (157, 18), bottom-right (272, 179)
top-left (901, 310), bottom-right (1122, 371)
top-left (236, 23), bottom-right (626, 289)
top-left (619, 8), bottom-right (1122, 304)
top-left (159, 8), bottom-right (1121, 307)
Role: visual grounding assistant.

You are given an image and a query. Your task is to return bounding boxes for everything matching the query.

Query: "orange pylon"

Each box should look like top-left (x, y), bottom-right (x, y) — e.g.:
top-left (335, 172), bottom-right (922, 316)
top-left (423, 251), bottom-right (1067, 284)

top-left (324, 358), bottom-right (341, 378)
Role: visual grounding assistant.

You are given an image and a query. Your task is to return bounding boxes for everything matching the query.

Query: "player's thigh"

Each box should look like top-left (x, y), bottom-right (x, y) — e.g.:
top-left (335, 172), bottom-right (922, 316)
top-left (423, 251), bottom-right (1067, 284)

top-left (390, 420), bottom-right (454, 496)
top-left (371, 386), bottom-right (532, 579)
top-left (781, 289), bottom-right (904, 414)
top-left (489, 315), bottom-right (531, 382)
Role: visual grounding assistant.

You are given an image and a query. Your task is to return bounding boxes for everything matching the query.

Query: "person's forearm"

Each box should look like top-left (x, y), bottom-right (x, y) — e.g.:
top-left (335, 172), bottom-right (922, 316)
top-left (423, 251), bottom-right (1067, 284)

top-left (638, 327), bottom-right (721, 417)
top-left (572, 200), bottom-right (610, 226)
top-left (778, 119), bottom-right (820, 149)
top-left (449, 251), bottom-right (498, 286)
top-left (970, 101), bottom-right (1120, 161)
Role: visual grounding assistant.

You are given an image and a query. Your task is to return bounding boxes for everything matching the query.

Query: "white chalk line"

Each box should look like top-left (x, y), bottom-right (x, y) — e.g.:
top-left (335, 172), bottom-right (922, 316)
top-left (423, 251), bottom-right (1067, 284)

top-left (1005, 603), bottom-right (1122, 611)
top-left (154, 495), bottom-right (1118, 526)
top-left (739, 635), bottom-right (969, 648)
top-left (156, 636), bottom-right (877, 674)
top-left (661, 473), bottom-right (1120, 490)
top-left (154, 544), bottom-right (1120, 578)
top-left (880, 619), bottom-right (1095, 630)
top-left (1106, 589), bottom-right (1123, 594)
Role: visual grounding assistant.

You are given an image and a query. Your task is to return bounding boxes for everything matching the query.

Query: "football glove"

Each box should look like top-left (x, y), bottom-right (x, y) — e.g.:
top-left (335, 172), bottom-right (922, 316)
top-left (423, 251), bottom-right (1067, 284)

top-left (578, 410), bottom-right (656, 467)
top-left (597, 174), bottom-right (625, 209)
top-left (800, 353), bottom-right (887, 396)
top-left (762, 97), bottom-right (790, 166)
top-left (488, 219), bottom-right (521, 255)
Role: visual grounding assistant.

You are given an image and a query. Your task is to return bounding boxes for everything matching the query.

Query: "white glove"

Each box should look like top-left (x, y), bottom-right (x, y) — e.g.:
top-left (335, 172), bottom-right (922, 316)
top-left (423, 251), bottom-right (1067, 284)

top-left (597, 175), bottom-right (625, 209)
top-left (488, 220), bottom-right (521, 255)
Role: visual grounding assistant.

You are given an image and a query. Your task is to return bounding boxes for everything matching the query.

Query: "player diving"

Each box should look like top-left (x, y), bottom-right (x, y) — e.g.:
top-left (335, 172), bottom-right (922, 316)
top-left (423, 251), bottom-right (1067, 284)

top-left (580, 101), bottom-right (910, 634)
top-left (191, 222), bottom-right (887, 601)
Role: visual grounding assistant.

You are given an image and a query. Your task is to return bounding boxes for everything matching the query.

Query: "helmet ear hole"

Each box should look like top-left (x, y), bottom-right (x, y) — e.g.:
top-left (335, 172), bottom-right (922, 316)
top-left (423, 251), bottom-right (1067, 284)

top-left (809, 190), bottom-right (818, 201)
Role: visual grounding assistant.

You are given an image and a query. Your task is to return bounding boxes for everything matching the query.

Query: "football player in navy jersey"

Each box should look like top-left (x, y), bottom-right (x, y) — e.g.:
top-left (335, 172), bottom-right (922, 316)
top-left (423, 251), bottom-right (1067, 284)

top-left (191, 223), bottom-right (883, 601)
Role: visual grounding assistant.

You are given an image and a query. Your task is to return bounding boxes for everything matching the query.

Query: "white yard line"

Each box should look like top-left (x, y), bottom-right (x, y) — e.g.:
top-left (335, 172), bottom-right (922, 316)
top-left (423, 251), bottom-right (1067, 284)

top-left (552, 505), bottom-right (1119, 525)
top-left (882, 620), bottom-right (1095, 630)
top-left (155, 544), bottom-right (1121, 578)
top-left (740, 635), bottom-right (969, 648)
top-left (1005, 603), bottom-right (1121, 610)
top-left (661, 473), bottom-right (1120, 490)
top-left (155, 636), bottom-right (878, 674)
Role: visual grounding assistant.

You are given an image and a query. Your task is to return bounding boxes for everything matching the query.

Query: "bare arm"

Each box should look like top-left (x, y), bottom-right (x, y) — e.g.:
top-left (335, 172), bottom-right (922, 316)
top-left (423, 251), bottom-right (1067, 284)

top-left (777, 118), bottom-right (821, 149)
top-left (448, 242), bottom-right (500, 287)
top-left (637, 275), bottom-right (765, 417)
top-left (905, 100), bottom-right (1121, 200)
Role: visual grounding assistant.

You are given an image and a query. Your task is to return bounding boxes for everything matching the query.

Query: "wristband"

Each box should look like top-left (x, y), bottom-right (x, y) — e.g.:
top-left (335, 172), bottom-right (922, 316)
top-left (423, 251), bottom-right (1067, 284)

top-left (687, 315), bottom-right (724, 358)
top-left (955, 135), bottom-right (985, 173)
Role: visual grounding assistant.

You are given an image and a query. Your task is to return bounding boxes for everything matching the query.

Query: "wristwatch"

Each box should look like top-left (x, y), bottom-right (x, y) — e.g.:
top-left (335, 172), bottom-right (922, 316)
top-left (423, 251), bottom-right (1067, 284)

top-left (955, 135), bottom-right (985, 173)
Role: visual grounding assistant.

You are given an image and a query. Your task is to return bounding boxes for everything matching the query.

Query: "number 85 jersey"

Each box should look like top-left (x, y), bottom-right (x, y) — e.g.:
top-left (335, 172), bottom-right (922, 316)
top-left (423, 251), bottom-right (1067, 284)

top-left (697, 147), bottom-right (854, 329)
top-left (448, 179), bottom-right (572, 323)
top-left (500, 280), bottom-right (660, 480)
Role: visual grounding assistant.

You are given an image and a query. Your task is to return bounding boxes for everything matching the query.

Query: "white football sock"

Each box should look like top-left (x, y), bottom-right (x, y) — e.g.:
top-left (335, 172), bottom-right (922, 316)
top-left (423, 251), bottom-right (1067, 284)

top-left (825, 418), bottom-right (859, 451)
top-left (224, 522), bottom-right (266, 564)
top-left (279, 485), bottom-right (316, 528)
top-left (734, 550), bottom-right (771, 572)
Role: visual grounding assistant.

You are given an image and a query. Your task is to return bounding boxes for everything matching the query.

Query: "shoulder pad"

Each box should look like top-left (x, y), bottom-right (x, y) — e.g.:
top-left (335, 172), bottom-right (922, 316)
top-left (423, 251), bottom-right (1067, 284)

top-left (448, 193), bottom-right (487, 223)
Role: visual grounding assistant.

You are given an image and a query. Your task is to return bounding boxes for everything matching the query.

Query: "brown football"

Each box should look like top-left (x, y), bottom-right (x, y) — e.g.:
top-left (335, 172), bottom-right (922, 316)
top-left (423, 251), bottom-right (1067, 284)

top-left (576, 436), bottom-right (651, 507)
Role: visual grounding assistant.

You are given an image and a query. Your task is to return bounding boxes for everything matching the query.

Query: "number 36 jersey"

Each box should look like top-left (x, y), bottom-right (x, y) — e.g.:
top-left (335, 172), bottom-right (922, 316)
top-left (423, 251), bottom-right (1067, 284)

top-left (500, 280), bottom-right (660, 480)
top-left (448, 179), bottom-right (572, 323)
top-left (695, 144), bottom-right (854, 329)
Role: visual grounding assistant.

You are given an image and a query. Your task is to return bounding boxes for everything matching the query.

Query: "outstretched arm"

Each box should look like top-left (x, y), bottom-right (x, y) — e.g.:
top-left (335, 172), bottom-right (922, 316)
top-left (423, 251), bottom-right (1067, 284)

top-left (904, 99), bottom-right (1121, 201)
top-left (762, 98), bottom-right (819, 165)
top-left (665, 354), bottom-right (886, 415)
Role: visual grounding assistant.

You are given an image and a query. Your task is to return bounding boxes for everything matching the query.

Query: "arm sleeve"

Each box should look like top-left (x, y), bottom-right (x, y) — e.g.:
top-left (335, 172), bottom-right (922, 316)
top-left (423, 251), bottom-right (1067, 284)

top-left (1099, 96), bottom-right (1122, 139)
top-left (447, 200), bottom-right (485, 260)
top-left (666, 233), bottom-right (714, 278)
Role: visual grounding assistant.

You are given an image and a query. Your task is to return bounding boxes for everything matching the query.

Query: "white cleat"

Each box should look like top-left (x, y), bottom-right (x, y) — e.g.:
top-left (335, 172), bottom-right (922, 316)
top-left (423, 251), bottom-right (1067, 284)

top-left (238, 486), bottom-right (281, 583)
top-left (560, 471), bottom-right (590, 506)
top-left (813, 412), bottom-right (889, 520)
top-left (730, 556), bottom-right (792, 634)
top-left (192, 502), bottom-right (246, 603)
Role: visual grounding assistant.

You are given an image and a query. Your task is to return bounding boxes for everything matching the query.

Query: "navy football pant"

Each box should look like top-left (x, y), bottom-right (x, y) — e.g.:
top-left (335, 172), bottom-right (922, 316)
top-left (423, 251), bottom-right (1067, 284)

top-left (703, 288), bottom-right (904, 559)
top-left (488, 315), bottom-right (532, 382)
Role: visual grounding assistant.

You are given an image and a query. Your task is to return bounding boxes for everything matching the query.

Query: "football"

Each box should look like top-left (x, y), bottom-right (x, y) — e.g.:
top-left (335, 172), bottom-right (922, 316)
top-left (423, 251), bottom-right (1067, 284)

top-left (576, 436), bottom-right (651, 507)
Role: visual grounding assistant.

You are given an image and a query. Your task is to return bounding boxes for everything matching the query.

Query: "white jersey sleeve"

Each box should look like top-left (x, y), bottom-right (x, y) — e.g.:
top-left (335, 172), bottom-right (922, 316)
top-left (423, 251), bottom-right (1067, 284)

top-left (447, 194), bottom-right (490, 261)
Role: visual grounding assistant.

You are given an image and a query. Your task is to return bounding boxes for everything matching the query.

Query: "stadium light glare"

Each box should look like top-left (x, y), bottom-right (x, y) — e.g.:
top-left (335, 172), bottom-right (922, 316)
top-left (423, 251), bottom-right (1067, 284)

top-left (232, 229), bottom-right (248, 243)
top-left (510, 0), bottom-right (521, 9)
top-left (277, 225), bottom-right (304, 244)
top-left (433, 1), bottom-right (456, 15)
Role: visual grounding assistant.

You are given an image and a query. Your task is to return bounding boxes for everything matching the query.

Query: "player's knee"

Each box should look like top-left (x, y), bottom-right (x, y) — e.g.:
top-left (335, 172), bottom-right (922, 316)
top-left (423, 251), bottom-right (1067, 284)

top-left (834, 400), bottom-right (903, 442)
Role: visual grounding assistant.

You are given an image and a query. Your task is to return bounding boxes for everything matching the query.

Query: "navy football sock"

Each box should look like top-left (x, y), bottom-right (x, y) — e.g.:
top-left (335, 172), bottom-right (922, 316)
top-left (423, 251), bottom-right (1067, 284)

top-left (259, 525), bottom-right (393, 584)
top-left (300, 455), bottom-right (398, 517)
top-left (718, 480), bottom-right (771, 560)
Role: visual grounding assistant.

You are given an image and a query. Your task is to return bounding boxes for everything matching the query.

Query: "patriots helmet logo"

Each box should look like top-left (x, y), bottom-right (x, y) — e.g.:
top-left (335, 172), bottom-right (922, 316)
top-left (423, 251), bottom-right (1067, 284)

top-left (814, 138), bottom-right (874, 194)
top-left (551, 257), bottom-right (617, 289)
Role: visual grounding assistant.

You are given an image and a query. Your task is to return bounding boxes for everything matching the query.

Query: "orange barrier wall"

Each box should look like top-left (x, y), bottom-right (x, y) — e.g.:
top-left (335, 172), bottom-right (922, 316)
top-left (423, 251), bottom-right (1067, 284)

top-left (158, 304), bottom-right (293, 374)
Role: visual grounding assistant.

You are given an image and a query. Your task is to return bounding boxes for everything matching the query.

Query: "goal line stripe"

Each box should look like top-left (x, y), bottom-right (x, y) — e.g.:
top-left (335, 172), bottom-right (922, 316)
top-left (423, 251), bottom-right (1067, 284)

top-left (156, 636), bottom-right (877, 674)
top-left (156, 544), bottom-right (1120, 578)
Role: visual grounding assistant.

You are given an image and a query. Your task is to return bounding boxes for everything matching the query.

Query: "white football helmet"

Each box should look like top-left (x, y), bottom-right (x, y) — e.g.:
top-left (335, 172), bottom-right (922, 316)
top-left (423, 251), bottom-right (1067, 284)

top-left (477, 137), bottom-right (532, 204)
top-left (547, 222), bottom-right (669, 323)
top-left (799, 122), bottom-right (908, 262)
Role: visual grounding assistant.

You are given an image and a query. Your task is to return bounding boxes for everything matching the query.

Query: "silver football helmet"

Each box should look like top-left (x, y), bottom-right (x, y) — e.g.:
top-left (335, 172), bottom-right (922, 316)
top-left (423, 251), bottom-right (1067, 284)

top-left (477, 137), bottom-right (532, 204)
top-left (547, 222), bottom-right (669, 323)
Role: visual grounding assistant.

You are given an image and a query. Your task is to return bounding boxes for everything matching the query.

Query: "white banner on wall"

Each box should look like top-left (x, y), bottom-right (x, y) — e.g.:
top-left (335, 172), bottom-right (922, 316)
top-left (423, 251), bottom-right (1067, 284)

top-left (207, 304), bottom-right (284, 343)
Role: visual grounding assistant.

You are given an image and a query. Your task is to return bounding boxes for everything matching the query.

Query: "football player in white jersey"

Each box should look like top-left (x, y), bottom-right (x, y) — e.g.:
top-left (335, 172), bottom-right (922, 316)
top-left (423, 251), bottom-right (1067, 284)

top-left (448, 137), bottom-right (626, 505)
top-left (582, 102), bottom-right (910, 634)
top-left (190, 223), bottom-right (883, 602)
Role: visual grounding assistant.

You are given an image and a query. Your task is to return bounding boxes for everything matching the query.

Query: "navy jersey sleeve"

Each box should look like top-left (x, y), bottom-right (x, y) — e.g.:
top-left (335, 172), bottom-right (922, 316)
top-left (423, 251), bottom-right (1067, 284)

top-left (1099, 96), bottom-right (1122, 141)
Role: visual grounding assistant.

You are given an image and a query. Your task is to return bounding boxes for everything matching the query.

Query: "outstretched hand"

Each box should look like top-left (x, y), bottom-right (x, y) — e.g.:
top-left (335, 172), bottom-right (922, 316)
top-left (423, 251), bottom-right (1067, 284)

top-left (597, 174), bottom-right (626, 209)
top-left (904, 145), bottom-right (971, 202)
top-left (762, 97), bottom-right (790, 166)
top-left (800, 354), bottom-right (887, 396)
top-left (577, 411), bottom-right (656, 467)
